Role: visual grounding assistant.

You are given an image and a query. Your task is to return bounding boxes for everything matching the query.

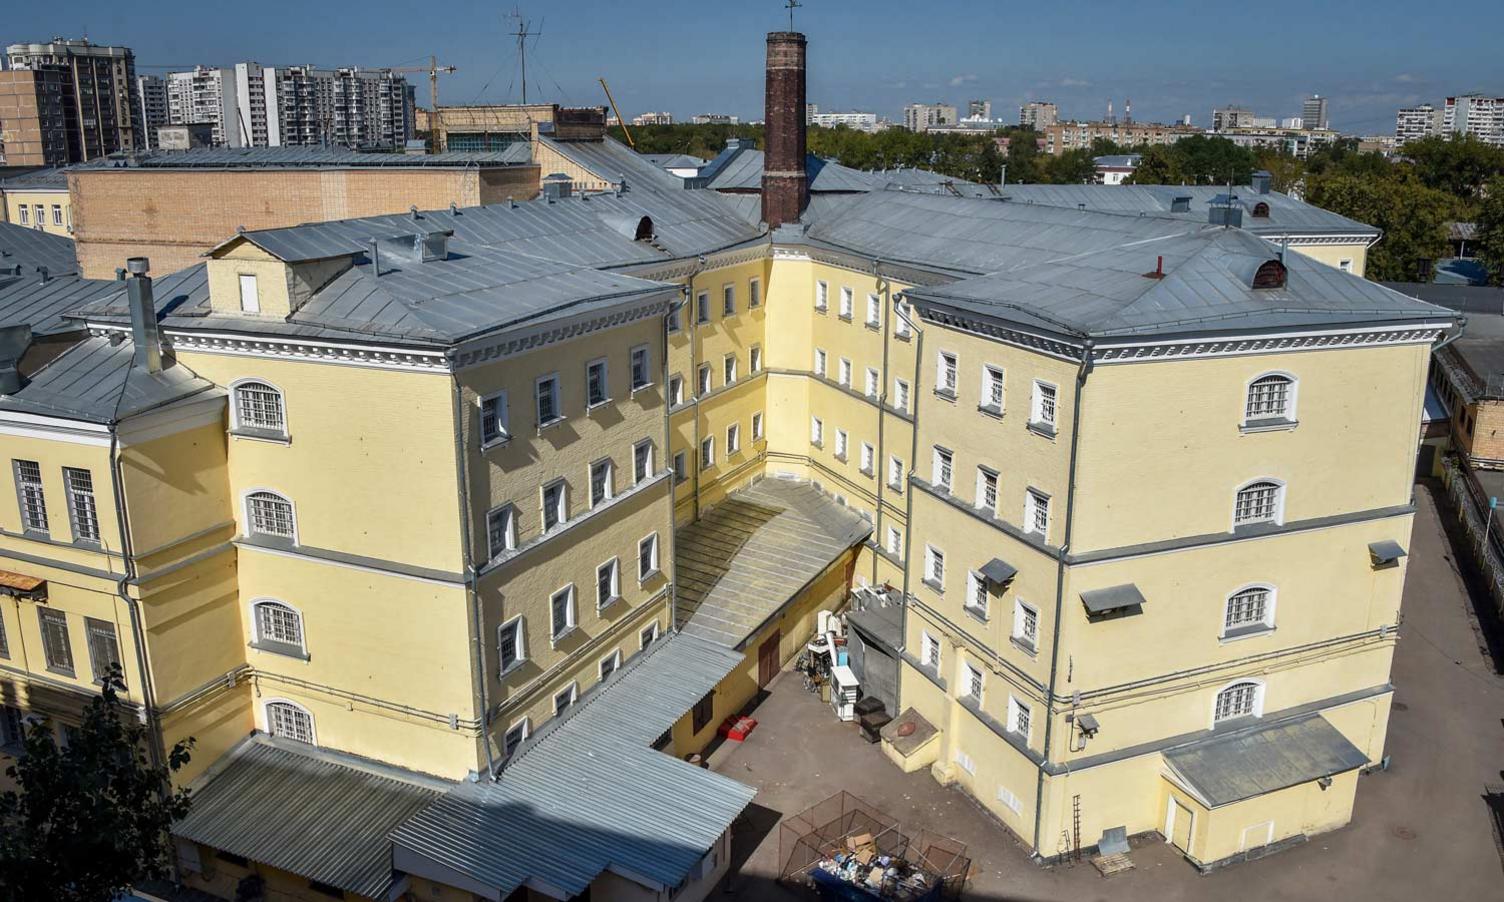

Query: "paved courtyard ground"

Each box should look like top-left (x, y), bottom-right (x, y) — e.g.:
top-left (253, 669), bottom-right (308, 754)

top-left (709, 483), bottom-right (1504, 901)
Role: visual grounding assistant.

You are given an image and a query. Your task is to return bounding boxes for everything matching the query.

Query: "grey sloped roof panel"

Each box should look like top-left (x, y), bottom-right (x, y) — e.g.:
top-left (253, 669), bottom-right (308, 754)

top-left (0, 220), bottom-right (79, 277)
top-left (996, 184), bottom-right (1378, 236)
top-left (0, 335), bottom-right (218, 424)
top-left (1081, 583), bottom-right (1147, 614)
top-left (392, 632), bottom-right (755, 898)
top-left (0, 272), bottom-right (118, 335)
top-left (703, 147), bottom-right (878, 193)
top-left (0, 166), bottom-right (69, 189)
top-left (675, 478), bottom-right (872, 648)
top-left (1164, 713), bottom-right (1369, 807)
top-left (173, 738), bottom-right (445, 899)
top-left (979, 557), bottom-right (1018, 584)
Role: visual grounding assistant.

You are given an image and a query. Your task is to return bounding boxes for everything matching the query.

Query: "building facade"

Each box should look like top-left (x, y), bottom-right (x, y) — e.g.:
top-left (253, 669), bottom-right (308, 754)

top-left (135, 75), bottom-right (168, 151)
top-left (5, 39), bottom-right (141, 161)
top-left (1395, 104), bottom-right (1441, 143)
top-left (1302, 95), bottom-right (1329, 131)
top-left (1020, 101), bottom-right (1058, 130)
top-left (166, 67), bottom-right (237, 147)
top-left (1443, 94), bottom-right (1504, 146)
top-left (904, 102), bottom-right (958, 132)
top-left (1044, 120), bottom-right (1202, 155)
top-left (0, 68), bottom-right (71, 167)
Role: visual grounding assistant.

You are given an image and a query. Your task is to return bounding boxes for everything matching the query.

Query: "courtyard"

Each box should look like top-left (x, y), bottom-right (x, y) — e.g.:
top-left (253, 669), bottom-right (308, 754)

top-left (708, 483), bottom-right (1504, 901)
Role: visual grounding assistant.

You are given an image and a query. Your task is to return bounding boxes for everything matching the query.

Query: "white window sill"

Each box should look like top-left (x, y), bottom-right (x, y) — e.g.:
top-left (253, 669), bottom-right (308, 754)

top-left (586, 398), bottom-right (613, 412)
top-left (859, 467), bottom-right (875, 477)
top-left (1240, 418), bottom-right (1298, 434)
top-left (1219, 624), bottom-right (1275, 644)
top-left (597, 595), bottom-right (625, 612)
top-left (977, 404), bottom-right (1004, 420)
top-left (480, 435), bottom-right (512, 452)
top-left (498, 660), bottom-right (526, 680)
top-left (895, 332), bottom-right (912, 342)
top-left (551, 625), bottom-right (580, 648)
top-left (833, 453), bottom-right (847, 463)
top-left (537, 416), bottom-right (567, 434)
top-left (231, 428), bottom-right (292, 445)
top-left (815, 306), bottom-right (828, 314)
top-left (922, 577), bottom-right (944, 594)
top-left (1010, 636), bottom-right (1038, 657)
top-left (838, 314), bottom-right (853, 323)
top-left (630, 383), bottom-right (654, 397)
top-left (934, 388), bottom-right (958, 402)
top-left (638, 568), bottom-right (662, 585)
top-left (963, 605), bottom-right (988, 624)
top-left (865, 321), bottom-right (881, 331)
top-left (249, 640), bottom-right (310, 662)
top-left (1027, 420), bottom-right (1057, 439)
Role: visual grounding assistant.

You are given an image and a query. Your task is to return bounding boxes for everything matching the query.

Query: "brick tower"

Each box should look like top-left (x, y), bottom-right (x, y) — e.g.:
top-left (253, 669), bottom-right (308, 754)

top-left (762, 31), bottom-right (808, 229)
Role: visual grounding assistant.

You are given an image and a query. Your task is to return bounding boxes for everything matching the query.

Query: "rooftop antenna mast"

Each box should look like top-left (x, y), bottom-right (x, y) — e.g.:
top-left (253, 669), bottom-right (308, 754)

top-left (509, 8), bottom-right (541, 104)
top-left (785, 0), bottom-right (802, 31)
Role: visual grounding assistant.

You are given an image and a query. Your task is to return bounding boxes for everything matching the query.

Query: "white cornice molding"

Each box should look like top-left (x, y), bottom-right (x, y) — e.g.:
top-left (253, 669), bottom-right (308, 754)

top-left (85, 324), bottom-right (453, 374)
top-left (452, 294), bottom-right (673, 371)
top-left (0, 411), bottom-right (112, 447)
top-left (1095, 323), bottom-right (1448, 363)
top-left (917, 306), bottom-right (1084, 362)
top-left (623, 244), bottom-right (769, 282)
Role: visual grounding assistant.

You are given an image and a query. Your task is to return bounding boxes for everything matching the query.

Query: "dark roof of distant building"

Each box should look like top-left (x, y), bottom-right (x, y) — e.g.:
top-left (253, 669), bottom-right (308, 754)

top-left (0, 220), bottom-right (77, 276)
top-left (73, 145), bottom-right (533, 171)
top-left (0, 166), bottom-right (68, 190)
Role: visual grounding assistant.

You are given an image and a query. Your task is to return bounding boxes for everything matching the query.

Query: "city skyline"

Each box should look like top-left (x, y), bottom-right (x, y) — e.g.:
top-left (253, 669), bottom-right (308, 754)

top-left (3, 0), bottom-right (1500, 134)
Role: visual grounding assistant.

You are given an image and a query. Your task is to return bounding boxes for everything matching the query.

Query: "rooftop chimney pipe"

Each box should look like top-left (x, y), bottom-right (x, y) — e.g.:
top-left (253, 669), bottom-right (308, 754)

top-left (762, 31), bottom-right (809, 230)
top-left (124, 257), bottom-right (162, 374)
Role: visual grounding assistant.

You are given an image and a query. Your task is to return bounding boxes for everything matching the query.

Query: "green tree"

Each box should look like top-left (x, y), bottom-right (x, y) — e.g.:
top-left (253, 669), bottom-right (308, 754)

top-left (1305, 173), bottom-right (1459, 281)
top-left (1475, 176), bottom-right (1504, 286)
top-left (1126, 145), bottom-right (1182, 185)
top-left (0, 668), bottom-right (194, 902)
top-left (1402, 134), bottom-right (1504, 201)
top-left (1046, 149), bottom-right (1098, 184)
top-left (1252, 149), bottom-right (1305, 193)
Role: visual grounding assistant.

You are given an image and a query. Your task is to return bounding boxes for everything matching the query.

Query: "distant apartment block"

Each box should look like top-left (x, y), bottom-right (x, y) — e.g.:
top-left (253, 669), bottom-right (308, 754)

top-left (0, 67), bottom-right (71, 166)
top-left (1211, 105), bottom-right (1258, 131)
top-left (1303, 94), bottom-right (1329, 130)
top-left (1045, 120), bottom-right (1202, 155)
top-left (1216, 126), bottom-right (1339, 160)
top-left (1443, 94), bottom-right (1504, 146)
top-left (691, 113), bottom-right (740, 125)
top-left (1280, 117), bottom-right (1304, 129)
top-left (632, 111), bottom-right (674, 126)
top-left (167, 67), bottom-right (236, 147)
top-left (5, 38), bottom-right (142, 161)
top-left (967, 99), bottom-right (992, 120)
top-left (136, 75), bottom-right (168, 150)
top-left (1395, 104), bottom-right (1441, 143)
top-left (904, 102), bottom-right (958, 132)
top-left (809, 110), bottom-right (879, 132)
top-left (1019, 101), bottom-right (1058, 130)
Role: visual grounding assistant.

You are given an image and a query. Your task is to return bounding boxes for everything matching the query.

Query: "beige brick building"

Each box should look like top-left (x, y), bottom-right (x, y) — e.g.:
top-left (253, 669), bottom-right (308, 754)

top-left (0, 68), bottom-right (71, 167)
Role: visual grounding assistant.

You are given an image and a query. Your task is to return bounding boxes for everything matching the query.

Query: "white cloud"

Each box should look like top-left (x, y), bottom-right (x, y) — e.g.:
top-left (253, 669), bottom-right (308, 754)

top-left (949, 73), bottom-right (979, 87)
top-left (1393, 73), bottom-right (1418, 83)
top-left (1060, 77), bottom-right (1091, 88)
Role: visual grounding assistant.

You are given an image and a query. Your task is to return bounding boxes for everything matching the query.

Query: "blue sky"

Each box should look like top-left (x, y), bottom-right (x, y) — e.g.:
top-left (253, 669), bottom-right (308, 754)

top-left (7, 0), bottom-right (1502, 134)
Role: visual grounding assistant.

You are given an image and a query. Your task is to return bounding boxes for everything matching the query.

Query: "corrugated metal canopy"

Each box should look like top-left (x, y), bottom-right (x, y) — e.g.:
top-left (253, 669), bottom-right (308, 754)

top-left (1081, 583), bottom-right (1147, 615)
top-left (675, 479), bottom-right (872, 648)
top-left (173, 737), bottom-right (446, 900)
top-left (392, 632), bottom-right (754, 899)
top-left (1164, 713), bottom-right (1369, 808)
top-left (1368, 540), bottom-right (1407, 565)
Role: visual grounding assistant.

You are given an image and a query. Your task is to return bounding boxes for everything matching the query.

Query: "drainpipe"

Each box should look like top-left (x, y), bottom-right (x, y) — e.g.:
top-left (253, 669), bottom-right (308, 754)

top-left (686, 256), bottom-right (706, 521)
top-left (448, 369), bottom-right (496, 780)
top-left (1032, 338), bottom-right (1094, 855)
top-left (892, 295), bottom-right (924, 708)
top-left (663, 294), bottom-right (684, 633)
top-left (107, 432), bottom-right (164, 773)
top-left (872, 260), bottom-right (890, 587)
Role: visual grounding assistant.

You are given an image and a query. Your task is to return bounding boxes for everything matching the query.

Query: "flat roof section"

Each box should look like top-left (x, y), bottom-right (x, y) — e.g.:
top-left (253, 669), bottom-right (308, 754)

top-left (675, 478), bottom-right (873, 649)
top-left (1163, 713), bottom-right (1369, 808)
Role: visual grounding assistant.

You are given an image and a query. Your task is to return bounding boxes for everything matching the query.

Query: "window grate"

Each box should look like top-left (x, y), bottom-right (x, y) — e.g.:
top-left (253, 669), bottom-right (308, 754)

top-left (1215, 682), bottom-right (1258, 721)
top-left (63, 468), bottom-right (100, 541)
top-left (1246, 375), bottom-right (1291, 419)
top-left (267, 702), bottom-right (314, 743)
top-left (235, 382), bottom-right (285, 432)
top-left (86, 617), bottom-right (122, 684)
top-left (255, 601), bottom-right (303, 647)
top-left (15, 459), bottom-right (48, 532)
top-left (39, 608), bottom-right (72, 675)
top-left (247, 491), bottom-right (295, 538)
top-left (1234, 482), bottom-right (1280, 525)
top-left (1225, 588), bottom-right (1269, 630)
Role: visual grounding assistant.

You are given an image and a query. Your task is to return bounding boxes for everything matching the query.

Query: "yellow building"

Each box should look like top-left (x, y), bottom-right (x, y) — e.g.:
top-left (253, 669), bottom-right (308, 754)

top-left (1, 167), bottom-right (71, 236)
top-left (0, 27), bottom-right (1455, 902)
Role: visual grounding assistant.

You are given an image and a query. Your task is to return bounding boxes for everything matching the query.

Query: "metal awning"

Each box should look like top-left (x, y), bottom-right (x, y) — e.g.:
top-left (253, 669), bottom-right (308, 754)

top-left (0, 570), bottom-right (46, 600)
top-left (1368, 540), bottom-right (1407, 567)
top-left (1081, 583), bottom-right (1146, 615)
top-left (979, 557), bottom-right (1018, 586)
top-left (1164, 713), bottom-right (1369, 808)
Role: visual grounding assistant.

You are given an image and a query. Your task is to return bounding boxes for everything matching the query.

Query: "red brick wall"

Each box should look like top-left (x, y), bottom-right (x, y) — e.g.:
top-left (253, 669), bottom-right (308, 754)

top-left (762, 32), bottom-right (808, 229)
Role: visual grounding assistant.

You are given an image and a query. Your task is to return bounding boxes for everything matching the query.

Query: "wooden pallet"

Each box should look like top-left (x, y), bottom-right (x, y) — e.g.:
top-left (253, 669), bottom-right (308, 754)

top-left (1091, 852), bottom-right (1135, 877)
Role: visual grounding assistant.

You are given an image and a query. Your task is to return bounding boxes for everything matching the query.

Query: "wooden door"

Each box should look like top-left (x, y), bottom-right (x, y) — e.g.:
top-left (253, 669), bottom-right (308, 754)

top-left (1169, 798), bottom-right (1194, 853)
top-left (758, 629), bottom-right (781, 687)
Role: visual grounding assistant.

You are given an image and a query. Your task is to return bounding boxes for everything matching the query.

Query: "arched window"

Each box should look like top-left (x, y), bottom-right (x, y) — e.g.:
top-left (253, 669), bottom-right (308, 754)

top-left (1224, 585), bottom-right (1274, 634)
top-left (634, 216), bottom-right (654, 241)
top-left (253, 600), bottom-right (304, 651)
top-left (1251, 201), bottom-right (1270, 218)
top-left (1252, 259), bottom-right (1287, 289)
top-left (246, 491), bottom-right (296, 539)
top-left (233, 381), bottom-right (286, 433)
top-left (1233, 480), bottom-right (1283, 527)
top-left (1245, 374), bottom-right (1294, 421)
top-left (1214, 681), bottom-right (1261, 722)
top-left (265, 700), bottom-right (315, 744)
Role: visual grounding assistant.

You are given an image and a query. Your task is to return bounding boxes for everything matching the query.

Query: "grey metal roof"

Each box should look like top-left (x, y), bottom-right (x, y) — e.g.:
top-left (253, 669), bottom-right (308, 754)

top-left (0, 335), bottom-right (218, 424)
top-left (0, 220), bottom-right (79, 277)
top-left (703, 147), bottom-right (879, 193)
top-left (994, 184), bottom-right (1378, 237)
top-left (1081, 583), bottom-right (1147, 615)
top-left (1164, 713), bottom-right (1369, 808)
top-left (0, 166), bottom-right (69, 190)
top-left (874, 167), bottom-right (1001, 198)
top-left (391, 632), bottom-right (754, 899)
top-left (1381, 282), bottom-right (1504, 315)
top-left (74, 145), bottom-right (532, 170)
top-left (845, 597), bottom-right (903, 651)
top-left (902, 223), bottom-right (1455, 340)
top-left (675, 478), bottom-right (872, 648)
top-left (173, 737), bottom-right (446, 900)
top-left (979, 557), bottom-right (1018, 585)
top-left (0, 273), bottom-right (116, 335)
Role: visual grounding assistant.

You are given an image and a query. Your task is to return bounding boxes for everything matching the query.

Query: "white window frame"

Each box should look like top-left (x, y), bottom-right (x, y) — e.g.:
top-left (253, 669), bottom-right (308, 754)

top-left (250, 598), bottom-right (307, 656)
top-left (503, 717), bottom-right (530, 759)
top-left (1211, 679), bottom-right (1265, 724)
top-left (748, 277), bottom-right (762, 308)
top-left (814, 348), bottom-right (827, 377)
top-left (486, 504), bottom-right (516, 559)
top-left (698, 363), bottom-right (713, 396)
top-left (920, 630), bottom-right (941, 668)
top-left (640, 621), bottom-right (660, 649)
top-left (599, 648), bottom-right (623, 681)
top-left (752, 412), bottom-right (765, 441)
top-left (932, 446), bottom-right (953, 491)
top-left (888, 456), bottom-right (905, 492)
top-left (839, 286), bottom-right (854, 319)
top-left (231, 378), bottom-right (289, 437)
top-left (724, 353), bottom-right (738, 385)
top-left (1232, 478), bottom-right (1286, 529)
top-left (1007, 695), bottom-right (1032, 741)
top-left (497, 614), bottom-right (527, 674)
top-left (541, 479), bottom-right (567, 531)
top-left (865, 368), bottom-right (880, 399)
top-left (1222, 584), bottom-right (1277, 638)
top-left (961, 661), bottom-right (984, 704)
top-left (894, 299), bottom-right (913, 337)
top-left (750, 345), bottom-right (763, 373)
top-left (886, 526), bottom-right (902, 555)
top-left (673, 450), bottom-right (688, 484)
top-left (264, 698), bottom-right (316, 744)
top-left (1242, 372), bottom-right (1298, 425)
top-left (535, 373), bottom-right (563, 428)
top-left (62, 467), bottom-right (100, 543)
top-left (588, 458), bottom-right (615, 509)
top-left (924, 544), bottom-right (945, 590)
top-left (727, 423), bottom-right (741, 455)
top-left (838, 357), bottom-right (852, 387)
top-left (1012, 599), bottom-right (1039, 652)
top-left (894, 378), bottom-right (911, 413)
top-left (866, 293), bottom-right (881, 326)
top-left (831, 429), bottom-right (847, 460)
top-left (633, 439), bottom-right (654, 485)
top-left (243, 488), bottom-right (297, 543)
top-left (586, 358), bottom-right (610, 408)
top-left (638, 532), bottom-right (660, 581)
top-left (722, 283), bottom-right (736, 317)
top-left (981, 365), bottom-right (1005, 413)
top-left (1030, 380), bottom-right (1058, 429)
top-left (936, 351), bottom-right (958, 395)
top-left (860, 442), bottom-right (875, 475)
top-left (596, 557), bottom-right (621, 609)
top-left (238, 273), bottom-right (261, 314)
top-left (810, 416), bottom-right (824, 447)
top-left (696, 291), bottom-right (711, 324)
top-left (964, 570), bottom-right (988, 620)
top-left (554, 682), bottom-right (579, 715)
top-left (1338, 259), bottom-right (1353, 273)
top-left (549, 584), bottom-right (577, 642)
top-left (1024, 488), bottom-right (1050, 538)
top-left (975, 466), bottom-right (998, 512)
top-left (700, 436), bottom-right (715, 469)
top-left (815, 280), bottom-right (829, 312)
top-left (669, 374), bottom-right (685, 406)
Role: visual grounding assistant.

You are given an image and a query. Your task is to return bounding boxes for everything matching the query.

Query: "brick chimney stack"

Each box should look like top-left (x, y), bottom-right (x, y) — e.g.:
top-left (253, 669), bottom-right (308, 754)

top-left (762, 31), bottom-right (808, 229)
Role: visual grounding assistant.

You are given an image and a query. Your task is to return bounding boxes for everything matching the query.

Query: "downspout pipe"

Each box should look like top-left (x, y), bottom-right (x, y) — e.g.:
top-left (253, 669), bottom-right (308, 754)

top-left (1032, 338), bottom-right (1094, 854)
top-left (892, 295), bottom-right (924, 708)
top-left (664, 294), bottom-right (685, 632)
top-left (872, 260), bottom-right (891, 587)
top-left (448, 368), bottom-right (497, 781)
top-left (107, 433), bottom-right (165, 771)
top-left (686, 256), bottom-right (706, 522)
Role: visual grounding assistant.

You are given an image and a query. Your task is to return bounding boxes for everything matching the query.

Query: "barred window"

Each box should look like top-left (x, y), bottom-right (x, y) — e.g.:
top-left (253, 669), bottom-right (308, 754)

top-left (1009, 696), bottom-right (1031, 738)
top-left (14, 459), bottom-right (48, 532)
top-left (63, 468), bottom-right (99, 542)
top-left (86, 617), bottom-right (122, 684)
top-left (246, 491), bottom-right (295, 539)
top-left (1246, 375), bottom-right (1292, 420)
top-left (266, 701), bottom-right (314, 743)
top-left (1225, 587), bottom-right (1271, 632)
top-left (234, 381), bottom-right (286, 433)
top-left (1214, 682), bottom-right (1259, 721)
top-left (963, 662), bottom-right (984, 703)
top-left (38, 608), bottom-right (72, 675)
top-left (254, 601), bottom-right (304, 649)
top-left (1234, 481), bottom-right (1281, 526)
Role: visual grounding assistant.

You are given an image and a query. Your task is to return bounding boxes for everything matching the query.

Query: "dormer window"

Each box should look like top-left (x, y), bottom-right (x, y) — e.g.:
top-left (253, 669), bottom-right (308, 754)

top-left (1251, 201), bottom-right (1270, 218)
top-left (238, 274), bottom-right (260, 313)
top-left (1252, 259), bottom-right (1287, 289)
top-left (634, 216), bottom-right (654, 241)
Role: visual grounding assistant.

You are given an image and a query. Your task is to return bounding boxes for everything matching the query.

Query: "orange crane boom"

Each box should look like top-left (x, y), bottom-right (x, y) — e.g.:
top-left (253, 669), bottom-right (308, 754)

top-left (598, 78), bottom-right (634, 148)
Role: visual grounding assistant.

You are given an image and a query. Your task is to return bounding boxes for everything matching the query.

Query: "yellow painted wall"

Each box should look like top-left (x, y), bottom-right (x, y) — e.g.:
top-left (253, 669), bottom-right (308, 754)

top-left (1291, 242), bottom-right (1369, 278)
top-left (3, 188), bottom-right (70, 236)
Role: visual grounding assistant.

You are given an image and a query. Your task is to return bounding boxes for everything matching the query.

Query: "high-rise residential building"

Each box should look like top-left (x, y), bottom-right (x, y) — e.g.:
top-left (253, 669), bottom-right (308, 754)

top-left (967, 99), bottom-right (992, 120)
top-left (1044, 119), bottom-right (1202, 155)
top-left (903, 102), bottom-right (958, 132)
top-left (0, 67), bottom-right (72, 166)
top-left (1212, 105), bottom-right (1257, 131)
top-left (1395, 104), bottom-right (1441, 143)
top-left (1019, 101), bottom-right (1058, 129)
top-left (136, 75), bottom-right (168, 150)
top-left (1281, 117), bottom-right (1304, 129)
top-left (1443, 94), bottom-right (1504, 146)
top-left (809, 110), bottom-right (879, 132)
top-left (167, 67), bottom-right (239, 147)
top-left (6, 38), bottom-right (141, 160)
top-left (1302, 95), bottom-right (1329, 130)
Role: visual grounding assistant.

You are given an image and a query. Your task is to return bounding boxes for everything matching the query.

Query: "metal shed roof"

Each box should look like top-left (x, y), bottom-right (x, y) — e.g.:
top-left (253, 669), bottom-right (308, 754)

top-left (994, 184), bottom-right (1378, 237)
top-left (674, 478), bottom-right (872, 649)
top-left (979, 557), bottom-right (1018, 585)
top-left (173, 737), bottom-right (446, 900)
top-left (1164, 713), bottom-right (1369, 808)
top-left (391, 632), bottom-right (754, 900)
top-left (0, 335), bottom-right (218, 424)
top-left (1081, 583), bottom-right (1147, 615)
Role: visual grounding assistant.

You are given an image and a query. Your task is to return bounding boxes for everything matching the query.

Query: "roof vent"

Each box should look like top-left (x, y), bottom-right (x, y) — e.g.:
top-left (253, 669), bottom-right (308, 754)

top-left (1142, 255), bottom-right (1166, 280)
top-left (1209, 203), bottom-right (1243, 228)
top-left (1251, 170), bottom-right (1272, 194)
top-left (409, 205), bottom-right (421, 220)
top-left (1251, 201), bottom-right (1270, 218)
top-left (541, 174), bottom-right (572, 200)
top-left (449, 202), bottom-right (459, 215)
top-left (634, 216), bottom-right (654, 242)
top-left (1170, 196), bottom-right (1192, 213)
top-left (418, 230), bottom-right (449, 263)
top-left (1252, 259), bottom-right (1287, 289)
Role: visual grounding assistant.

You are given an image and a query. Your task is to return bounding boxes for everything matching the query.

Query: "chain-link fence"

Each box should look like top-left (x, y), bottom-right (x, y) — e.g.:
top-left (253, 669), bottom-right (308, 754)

top-left (1441, 456), bottom-right (1504, 619)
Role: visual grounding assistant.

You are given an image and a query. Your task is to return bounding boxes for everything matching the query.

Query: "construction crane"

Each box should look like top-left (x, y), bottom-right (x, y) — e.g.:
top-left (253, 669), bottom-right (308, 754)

top-left (598, 78), bottom-right (635, 148)
top-left (388, 56), bottom-right (458, 115)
